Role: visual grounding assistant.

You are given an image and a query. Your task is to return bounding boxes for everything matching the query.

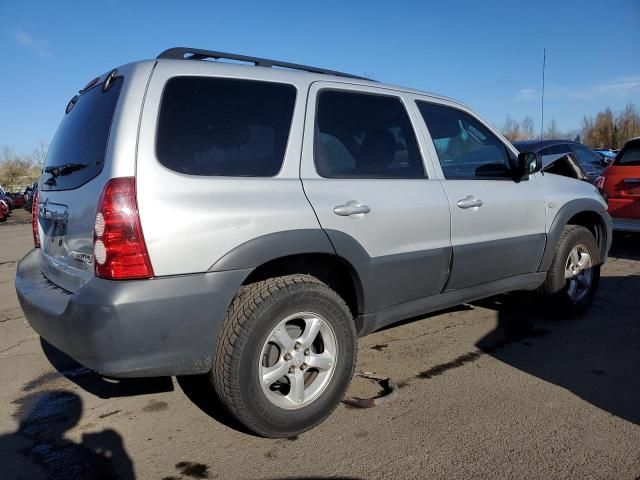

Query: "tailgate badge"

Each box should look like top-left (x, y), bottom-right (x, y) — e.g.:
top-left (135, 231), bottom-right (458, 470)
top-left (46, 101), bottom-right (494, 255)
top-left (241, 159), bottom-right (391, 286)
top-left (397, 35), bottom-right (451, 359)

top-left (71, 251), bottom-right (93, 265)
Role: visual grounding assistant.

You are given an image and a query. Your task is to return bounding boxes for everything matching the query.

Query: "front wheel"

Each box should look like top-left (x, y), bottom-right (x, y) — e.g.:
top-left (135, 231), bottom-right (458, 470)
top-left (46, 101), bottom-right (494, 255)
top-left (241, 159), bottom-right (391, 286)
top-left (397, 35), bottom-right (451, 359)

top-left (540, 225), bottom-right (601, 316)
top-left (211, 275), bottom-right (356, 438)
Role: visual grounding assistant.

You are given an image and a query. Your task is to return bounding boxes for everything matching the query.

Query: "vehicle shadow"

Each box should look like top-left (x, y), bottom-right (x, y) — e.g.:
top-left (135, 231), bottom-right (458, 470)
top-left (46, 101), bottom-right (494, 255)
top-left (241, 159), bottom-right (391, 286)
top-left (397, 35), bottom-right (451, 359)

top-left (40, 339), bottom-right (174, 399)
top-left (176, 374), bottom-right (258, 436)
top-left (0, 389), bottom-right (134, 479)
top-left (609, 232), bottom-right (640, 261)
top-left (475, 274), bottom-right (640, 426)
top-left (40, 339), bottom-right (258, 437)
top-left (261, 478), bottom-right (363, 480)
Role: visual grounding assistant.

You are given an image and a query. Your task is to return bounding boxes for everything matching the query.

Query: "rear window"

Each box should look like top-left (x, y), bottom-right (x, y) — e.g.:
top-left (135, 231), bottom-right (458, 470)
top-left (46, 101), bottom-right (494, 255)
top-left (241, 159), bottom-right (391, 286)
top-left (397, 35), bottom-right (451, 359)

top-left (156, 77), bottom-right (296, 177)
top-left (42, 77), bottom-right (124, 191)
top-left (615, 142), bottom-right (640, 166)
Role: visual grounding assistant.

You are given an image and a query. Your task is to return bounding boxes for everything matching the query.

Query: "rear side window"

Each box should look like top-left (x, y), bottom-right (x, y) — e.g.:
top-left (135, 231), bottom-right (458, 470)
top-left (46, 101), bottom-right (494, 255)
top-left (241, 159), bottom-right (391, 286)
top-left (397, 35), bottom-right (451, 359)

top-left (615, 142), bottom-right (640, 166)
top-left (42, 77), bottom-right (124, 191)
top-left (156, 77), bottom-right (296, 177)
top-left (314, 90), bottom-right (424, 179)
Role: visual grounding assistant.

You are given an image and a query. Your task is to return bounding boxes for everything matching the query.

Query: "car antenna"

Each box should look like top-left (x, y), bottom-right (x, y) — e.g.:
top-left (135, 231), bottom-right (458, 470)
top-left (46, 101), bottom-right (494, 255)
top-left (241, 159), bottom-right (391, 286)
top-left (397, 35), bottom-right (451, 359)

top-left (539, 48), bottom-right (546, 146)
top-left (538, 48), bottom-right (546, 175)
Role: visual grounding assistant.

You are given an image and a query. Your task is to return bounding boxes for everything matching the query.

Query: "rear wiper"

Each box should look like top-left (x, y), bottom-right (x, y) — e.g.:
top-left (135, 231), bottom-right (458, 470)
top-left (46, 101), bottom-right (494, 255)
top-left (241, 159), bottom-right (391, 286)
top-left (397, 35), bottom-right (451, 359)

top-left (44, 163), bottom-right (88, 178)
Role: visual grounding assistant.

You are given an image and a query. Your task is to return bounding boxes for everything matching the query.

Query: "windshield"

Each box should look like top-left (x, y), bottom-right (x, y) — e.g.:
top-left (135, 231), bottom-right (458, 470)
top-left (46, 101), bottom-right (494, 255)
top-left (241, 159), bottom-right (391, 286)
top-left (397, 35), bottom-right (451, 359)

top-left (41, 77), bottom-right (123, 191)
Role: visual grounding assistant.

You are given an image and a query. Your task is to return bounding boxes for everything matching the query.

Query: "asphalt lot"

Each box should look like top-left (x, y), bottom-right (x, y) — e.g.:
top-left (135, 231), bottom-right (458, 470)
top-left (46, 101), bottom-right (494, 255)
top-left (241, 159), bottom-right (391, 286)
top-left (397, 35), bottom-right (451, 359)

top-left (1, 209), bottom-right (639, 480)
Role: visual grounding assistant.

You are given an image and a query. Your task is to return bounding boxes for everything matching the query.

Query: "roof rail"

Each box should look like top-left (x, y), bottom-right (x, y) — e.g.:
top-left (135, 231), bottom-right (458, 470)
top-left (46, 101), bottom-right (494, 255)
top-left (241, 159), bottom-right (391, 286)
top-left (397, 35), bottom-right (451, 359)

top-left (157, 47), bottom-right (373, 81)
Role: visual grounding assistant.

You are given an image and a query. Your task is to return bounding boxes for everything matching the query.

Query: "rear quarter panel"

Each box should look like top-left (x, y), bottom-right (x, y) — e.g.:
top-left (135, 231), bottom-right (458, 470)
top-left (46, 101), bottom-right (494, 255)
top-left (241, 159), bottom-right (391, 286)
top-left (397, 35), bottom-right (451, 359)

top-left (136, 60), bottom-right (322, 276)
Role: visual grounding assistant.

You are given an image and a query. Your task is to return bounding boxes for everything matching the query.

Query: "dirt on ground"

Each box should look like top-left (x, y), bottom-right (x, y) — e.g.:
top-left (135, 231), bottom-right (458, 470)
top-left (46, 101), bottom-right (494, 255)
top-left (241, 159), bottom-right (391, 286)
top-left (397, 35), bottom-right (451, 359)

top-left (1, 209), bottom-right (639, 479)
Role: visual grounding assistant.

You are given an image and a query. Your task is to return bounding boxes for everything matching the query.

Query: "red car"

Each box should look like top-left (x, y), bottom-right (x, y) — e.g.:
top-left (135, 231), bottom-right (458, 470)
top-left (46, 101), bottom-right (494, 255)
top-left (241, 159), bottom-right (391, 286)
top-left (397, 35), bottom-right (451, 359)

top-left (0, 199), bottom-right (8, 222)
top-left (596, 137), bottom-right (640, 232)
top-left (9, 193), bottom-right (24, 208)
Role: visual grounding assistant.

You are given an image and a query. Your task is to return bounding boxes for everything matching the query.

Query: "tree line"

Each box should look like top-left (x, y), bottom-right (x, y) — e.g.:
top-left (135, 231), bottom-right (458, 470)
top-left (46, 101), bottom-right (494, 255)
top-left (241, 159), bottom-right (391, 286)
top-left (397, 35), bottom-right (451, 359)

top-left (0, 144), bottom-right (46, 191)
top-left (501, 102), bottom-right (640, 148)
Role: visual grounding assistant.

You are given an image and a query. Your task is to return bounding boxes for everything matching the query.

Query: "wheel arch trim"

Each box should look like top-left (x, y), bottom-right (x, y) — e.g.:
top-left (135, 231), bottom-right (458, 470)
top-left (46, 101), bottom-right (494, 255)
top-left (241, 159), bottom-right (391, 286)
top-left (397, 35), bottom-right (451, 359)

top-left (538, 198), bottom-right (612, 272)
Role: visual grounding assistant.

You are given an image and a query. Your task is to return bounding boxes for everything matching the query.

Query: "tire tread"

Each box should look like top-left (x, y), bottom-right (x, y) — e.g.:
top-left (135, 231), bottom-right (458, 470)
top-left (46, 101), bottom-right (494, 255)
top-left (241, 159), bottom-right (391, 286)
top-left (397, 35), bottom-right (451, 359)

top-left (211, 274), bottom-right (355, 437)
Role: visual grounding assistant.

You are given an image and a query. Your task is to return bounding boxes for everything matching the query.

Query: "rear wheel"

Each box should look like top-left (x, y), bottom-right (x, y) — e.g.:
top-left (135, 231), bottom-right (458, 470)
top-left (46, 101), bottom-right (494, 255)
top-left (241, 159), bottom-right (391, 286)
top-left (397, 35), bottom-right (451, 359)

top-left (540, 225), bottom-right (600, 315)
top-left (211, 275), bottom-right (356, 438)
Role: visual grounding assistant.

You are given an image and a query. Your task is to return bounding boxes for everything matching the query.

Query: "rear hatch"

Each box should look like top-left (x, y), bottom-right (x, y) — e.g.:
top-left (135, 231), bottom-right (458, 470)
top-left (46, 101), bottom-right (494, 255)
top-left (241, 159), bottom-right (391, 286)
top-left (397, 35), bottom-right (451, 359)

top-left (37, 72), bottom-right (125, 293)
top-left (603, 139), bottom-right (640, 218)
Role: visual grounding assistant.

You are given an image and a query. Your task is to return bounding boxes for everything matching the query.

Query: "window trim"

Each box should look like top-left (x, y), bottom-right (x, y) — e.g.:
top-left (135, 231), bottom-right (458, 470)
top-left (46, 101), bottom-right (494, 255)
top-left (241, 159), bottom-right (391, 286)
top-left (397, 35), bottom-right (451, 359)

top-left (154, 75), bottom-right (298, 178)
top-left (312, 87), bottom-right (427, 180)
top-left (414, 99), bottom-right (518, 181)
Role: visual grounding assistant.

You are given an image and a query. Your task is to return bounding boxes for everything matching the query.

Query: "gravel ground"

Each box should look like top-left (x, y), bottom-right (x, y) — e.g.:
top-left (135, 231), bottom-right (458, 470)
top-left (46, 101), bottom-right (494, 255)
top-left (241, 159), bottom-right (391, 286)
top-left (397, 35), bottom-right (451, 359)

top-left (1, 209), bottom-right (639, 480)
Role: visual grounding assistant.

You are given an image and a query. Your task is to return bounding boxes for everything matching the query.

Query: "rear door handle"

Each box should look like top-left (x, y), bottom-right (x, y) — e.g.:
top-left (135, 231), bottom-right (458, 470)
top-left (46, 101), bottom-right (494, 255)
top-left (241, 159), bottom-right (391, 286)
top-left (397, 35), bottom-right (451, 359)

top-left (622, 178), bottom-right (640, 183)
top-left (456, 195), bottom-right (483, 209)
top-left (334, 200), bottom-right (371, 216)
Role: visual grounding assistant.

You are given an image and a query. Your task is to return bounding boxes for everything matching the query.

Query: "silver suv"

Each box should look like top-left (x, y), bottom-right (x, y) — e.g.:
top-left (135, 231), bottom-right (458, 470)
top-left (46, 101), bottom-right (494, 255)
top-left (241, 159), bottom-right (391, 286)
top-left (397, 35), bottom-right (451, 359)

top-left (16, 48), bottom-right (612, 438)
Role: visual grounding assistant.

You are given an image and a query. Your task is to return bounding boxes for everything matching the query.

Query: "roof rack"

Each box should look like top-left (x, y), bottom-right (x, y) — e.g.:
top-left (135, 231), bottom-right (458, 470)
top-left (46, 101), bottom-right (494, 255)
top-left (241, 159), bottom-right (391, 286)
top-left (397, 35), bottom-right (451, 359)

top-left (157, 47), bottom-right (372, 81)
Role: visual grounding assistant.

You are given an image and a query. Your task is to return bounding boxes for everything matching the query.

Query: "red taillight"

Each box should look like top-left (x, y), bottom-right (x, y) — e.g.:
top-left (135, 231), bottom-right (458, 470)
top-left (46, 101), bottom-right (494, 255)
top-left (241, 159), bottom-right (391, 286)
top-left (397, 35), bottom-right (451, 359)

top-left (32, 190), bottom-right (40, 248)
top-left (94, 177), bottom-right (154, 280)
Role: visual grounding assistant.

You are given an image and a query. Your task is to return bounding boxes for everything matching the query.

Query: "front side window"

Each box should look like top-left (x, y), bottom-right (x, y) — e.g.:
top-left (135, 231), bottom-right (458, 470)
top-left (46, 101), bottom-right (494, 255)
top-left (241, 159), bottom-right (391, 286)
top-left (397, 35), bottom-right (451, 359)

top-left (156, 77), bottom-right (296, 177)
top-left (314, 90), bottom-right (424, 179)
top-left (417, 101), bottom-right (511, 180)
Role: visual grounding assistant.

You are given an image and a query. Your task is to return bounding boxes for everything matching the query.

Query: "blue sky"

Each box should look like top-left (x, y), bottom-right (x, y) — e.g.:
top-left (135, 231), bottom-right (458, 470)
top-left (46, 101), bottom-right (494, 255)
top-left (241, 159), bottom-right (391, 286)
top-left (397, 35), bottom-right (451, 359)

top-left (1, 0), bottom-right (639, 152)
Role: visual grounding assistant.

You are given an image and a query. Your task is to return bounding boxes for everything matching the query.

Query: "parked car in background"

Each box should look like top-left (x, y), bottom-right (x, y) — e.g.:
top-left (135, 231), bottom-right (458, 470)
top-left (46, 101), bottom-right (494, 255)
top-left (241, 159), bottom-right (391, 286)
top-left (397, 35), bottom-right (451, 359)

top-left (594, 149), bottom-right (616, 164)
top-left (9, 193), bottom-right (25, 208)
top-left (23, 182), bottom-right (37, 212)
top-left (0, 198), bottom-right (9, 221)
top-left (0, 186), bottom-right (13, 211)
top-left (596, 137), bottom-right (640, 232)
top-left (513, 139), bottom-right (607, 184)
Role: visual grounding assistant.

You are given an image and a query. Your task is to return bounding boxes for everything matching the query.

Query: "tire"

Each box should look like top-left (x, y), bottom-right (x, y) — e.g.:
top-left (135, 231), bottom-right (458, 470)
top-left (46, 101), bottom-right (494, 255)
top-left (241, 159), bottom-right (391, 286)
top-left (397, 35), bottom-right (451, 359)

top-left (211, 274), bottom-right (356, 438)
top-left (540, 225), bottom-right (600, 316)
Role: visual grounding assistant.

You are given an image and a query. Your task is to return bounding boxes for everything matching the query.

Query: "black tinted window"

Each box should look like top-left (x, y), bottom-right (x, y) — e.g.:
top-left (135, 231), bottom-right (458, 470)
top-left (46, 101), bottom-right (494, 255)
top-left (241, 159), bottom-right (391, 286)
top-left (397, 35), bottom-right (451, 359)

top-left (540, 144), bottom-right (571, 156)
top-left (42, 77), bottom-right (123, 191)
top-left (571, 144), bottom-right (603, 166)
top-left (157, 77), bottom-right (296, 176)
top-left (417, 102), bottom-right (511, 180)
top-left (314, 91), bottom-right (424, 179)
top-left (616, 142), bottom-right (640, 166)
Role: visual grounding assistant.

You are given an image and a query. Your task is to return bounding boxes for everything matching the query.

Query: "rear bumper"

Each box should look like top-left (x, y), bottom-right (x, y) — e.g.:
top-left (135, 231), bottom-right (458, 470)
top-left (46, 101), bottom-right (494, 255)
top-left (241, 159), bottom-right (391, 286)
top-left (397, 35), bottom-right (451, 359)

top-left (611, 216), bottom-right (640, 233)
top-left (15, 249), bottom-right (250, 377)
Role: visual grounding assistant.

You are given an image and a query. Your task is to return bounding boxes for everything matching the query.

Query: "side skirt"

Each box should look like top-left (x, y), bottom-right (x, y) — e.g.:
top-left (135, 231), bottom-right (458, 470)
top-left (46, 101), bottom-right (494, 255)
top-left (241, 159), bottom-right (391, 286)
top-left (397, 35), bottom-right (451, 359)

top-left (356, 272), bottom-right (547, 337)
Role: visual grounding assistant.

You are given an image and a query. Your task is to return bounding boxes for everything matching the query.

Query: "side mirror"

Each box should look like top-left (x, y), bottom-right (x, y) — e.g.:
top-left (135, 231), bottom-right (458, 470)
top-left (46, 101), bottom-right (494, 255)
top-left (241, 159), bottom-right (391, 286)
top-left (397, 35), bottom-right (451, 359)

top-left (515, 151), bottom-right (542, 181)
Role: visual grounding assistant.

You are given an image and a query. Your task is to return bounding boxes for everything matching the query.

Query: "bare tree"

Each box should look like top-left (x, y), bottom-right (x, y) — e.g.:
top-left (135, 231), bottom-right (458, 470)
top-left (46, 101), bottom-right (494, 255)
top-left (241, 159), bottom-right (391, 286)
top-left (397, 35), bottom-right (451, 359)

top-left (544, 119), bottom-right (562, 139)
top-left (616, 103), bottom-right (640, 145)
top-left (32, 141), bottom-right (49, 167)
top-left (582, 103), bottom-right (640, 148)
top-left (521, 116), bottom-right (535, 140)
top-left (501, 115), bottom-right (536, 141)
top-left (501, 115), bottom-right (521, 141)
top-left (0, 145), bottom-right (43, 190)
